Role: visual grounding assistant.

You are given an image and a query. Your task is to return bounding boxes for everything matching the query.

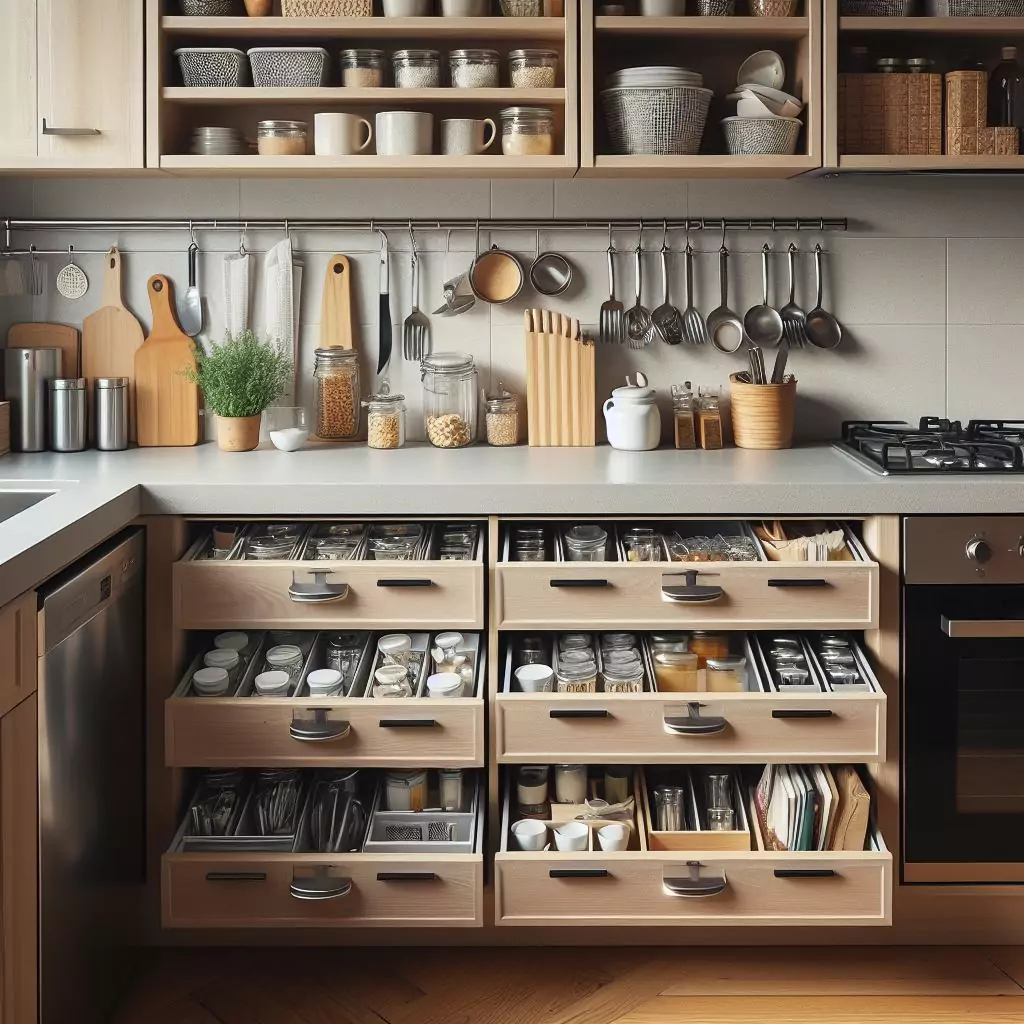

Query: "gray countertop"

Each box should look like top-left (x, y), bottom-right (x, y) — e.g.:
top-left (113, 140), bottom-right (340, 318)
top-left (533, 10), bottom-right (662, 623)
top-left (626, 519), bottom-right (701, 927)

top-left (2, 441), bottom-right (1023, 605)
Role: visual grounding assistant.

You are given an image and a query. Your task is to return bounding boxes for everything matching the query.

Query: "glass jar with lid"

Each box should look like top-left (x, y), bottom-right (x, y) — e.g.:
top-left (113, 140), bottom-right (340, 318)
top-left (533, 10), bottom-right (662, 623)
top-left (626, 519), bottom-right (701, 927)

top-left (601, 658), bottom-right (644, 694)
top-left (450, 49), bottom-right (500, 89)
top-left (393, 49), bottom-right (442, 88)
top-left (650, 632), bottom-right (688, 655)
top-left (875, 57), bottom-right (903, 73)
top-left (689, 631), bottom-right (729, 667)
top-left (556, 660), bottom-right (598, 693)
top-left (697, 387), bottom-right (723, 450)
top-left (340, 48), bottom-right (386, 87)
top-left (421, 352), bottom-right (478, 448)
top-left (363, 381), bottom-right (406, 450)
top-left (671, 383), bottom-right (697, 450)
top-left (564, 524), bottom-right (608, 561)
top-left (313, 348), bottom-right (360, 441)
top-left (500, 106), bottom-right (555, 156)
top-left (508, 49), bottom-right (559, 89)
top-left (256, 120), bottom-right (307, 156)
top-left (264, 644), bottom-right (304, 684)
top-left (653, 650), bottom-right (699, 692)
top-left (706, 655), bottom-right (748, 693)
top-left (484, 383), bottom-right (519, 446)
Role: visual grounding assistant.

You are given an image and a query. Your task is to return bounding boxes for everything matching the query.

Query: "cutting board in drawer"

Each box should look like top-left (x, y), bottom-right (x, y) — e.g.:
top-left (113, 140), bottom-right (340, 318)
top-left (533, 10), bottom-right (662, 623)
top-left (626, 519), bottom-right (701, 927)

top-left (172, 559), bottom-right (484, 631)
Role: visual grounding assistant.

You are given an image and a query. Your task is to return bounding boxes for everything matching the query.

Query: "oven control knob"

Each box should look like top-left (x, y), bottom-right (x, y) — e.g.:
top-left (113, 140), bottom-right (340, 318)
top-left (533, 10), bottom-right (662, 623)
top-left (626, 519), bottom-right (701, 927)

top-left (966, 538), bottom-right (992, 564)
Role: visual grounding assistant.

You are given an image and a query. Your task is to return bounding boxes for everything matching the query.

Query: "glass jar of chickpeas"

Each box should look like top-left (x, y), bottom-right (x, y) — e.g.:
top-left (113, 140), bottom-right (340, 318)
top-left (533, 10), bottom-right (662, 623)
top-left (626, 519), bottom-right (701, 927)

top-left (363, 382), bottom-right (406, 450)
top-left (313, 348), bottom-right (360, 441)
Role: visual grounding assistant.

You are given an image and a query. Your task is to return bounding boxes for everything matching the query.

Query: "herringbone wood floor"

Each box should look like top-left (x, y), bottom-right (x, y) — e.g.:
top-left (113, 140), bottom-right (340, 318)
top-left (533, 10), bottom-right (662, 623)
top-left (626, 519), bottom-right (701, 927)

top-left (111, 946), bottom-right (1024, 1024)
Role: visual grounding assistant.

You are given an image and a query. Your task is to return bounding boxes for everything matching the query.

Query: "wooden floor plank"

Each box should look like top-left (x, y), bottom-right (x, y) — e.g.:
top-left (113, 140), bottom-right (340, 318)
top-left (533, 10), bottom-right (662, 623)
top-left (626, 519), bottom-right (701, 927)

top-left (116, 997), bottom-right (225, 1024)
top-left (984, 947), bottom-right (1024, 990)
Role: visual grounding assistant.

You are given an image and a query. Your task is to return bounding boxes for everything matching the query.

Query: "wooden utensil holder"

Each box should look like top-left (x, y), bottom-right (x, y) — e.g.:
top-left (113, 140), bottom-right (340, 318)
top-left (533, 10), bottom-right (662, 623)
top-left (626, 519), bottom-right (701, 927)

top-left (729, 373), bottom-right (796, 450)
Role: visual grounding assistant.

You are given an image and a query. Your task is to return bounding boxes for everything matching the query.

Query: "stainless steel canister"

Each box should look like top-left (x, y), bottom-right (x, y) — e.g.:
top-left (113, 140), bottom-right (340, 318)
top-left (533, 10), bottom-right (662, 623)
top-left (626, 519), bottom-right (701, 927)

top-left (94, 377), bottom-right (129, 451)
top-left (50, 378), bottom-right (87, 453)
top-left (4, 347), bottom-right (61, 451)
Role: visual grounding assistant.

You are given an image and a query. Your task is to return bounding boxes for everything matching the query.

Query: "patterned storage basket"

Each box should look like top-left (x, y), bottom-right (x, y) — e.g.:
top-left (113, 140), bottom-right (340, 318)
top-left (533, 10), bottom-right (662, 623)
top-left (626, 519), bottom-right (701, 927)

top-left (925, 0), bottom-right (997, 12)
top-left (602, 86), bottom-right (713, 156)
top-left (697, 0), bottom-right (736, 12)
top-left (248, 47), bottom-right (329, 87)
top-left (281, 0), bottom-right (373, 13)
top-left (179, 0), bottom-right (239, 13)
top-left (840, 0), bottom-right (912, 12)
top-left (175, 48), bottom-right (247, 87)
top-left (722, 116), bottom-right (801, 155)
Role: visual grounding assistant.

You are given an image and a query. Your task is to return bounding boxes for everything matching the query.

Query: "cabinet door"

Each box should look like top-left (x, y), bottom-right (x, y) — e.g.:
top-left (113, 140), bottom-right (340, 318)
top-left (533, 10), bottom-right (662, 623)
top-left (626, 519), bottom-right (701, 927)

top-left (0, 696), bottom-right (37, 1024)
top-left (37, 0), bottom-right (143, 167)
top-left (0, 0), bottom-right (38, 163)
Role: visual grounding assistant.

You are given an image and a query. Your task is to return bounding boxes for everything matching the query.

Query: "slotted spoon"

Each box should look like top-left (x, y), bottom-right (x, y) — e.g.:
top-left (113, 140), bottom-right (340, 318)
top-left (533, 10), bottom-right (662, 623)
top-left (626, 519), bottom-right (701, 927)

top-left (681, 243), bottom-right (708, 346)
top-left (779, 242), bottom-right (807, 349)
top-left (599, 236), bottom-right (624, 345)
top-left (651, 244), bottom-right (683, 346)
top-left (624, 244), bottom-right (655, 349)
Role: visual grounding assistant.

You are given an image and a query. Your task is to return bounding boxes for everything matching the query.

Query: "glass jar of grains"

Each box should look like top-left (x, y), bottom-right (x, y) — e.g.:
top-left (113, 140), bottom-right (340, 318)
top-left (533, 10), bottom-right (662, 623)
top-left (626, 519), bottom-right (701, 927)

top-left (500, 106), bottom-right (555, 156)
top-left (671, 382), bottom-right (697, 450)
top-left (340, 48), bottom-right (386, 87)
top-left (256, 120), bottom-right (307, 156)
top-left (484, 383), bottom-right (519, 446)
top-left (556, 660), bottom-right (598, 694)
top-left (392, 49), bottom-right (442, 89)
top-left (421, 352), bottom-right (479, 448)
top-left (313, 348), bottom-right (360, 441)
top-left (449, 49), bottom-right (500, 89)
top-left (653, 650), bottom-right (699, 692)
top-left (508, 49), bottom-right (559, 89)
top-left (363, 382), bottom-right (406, 450)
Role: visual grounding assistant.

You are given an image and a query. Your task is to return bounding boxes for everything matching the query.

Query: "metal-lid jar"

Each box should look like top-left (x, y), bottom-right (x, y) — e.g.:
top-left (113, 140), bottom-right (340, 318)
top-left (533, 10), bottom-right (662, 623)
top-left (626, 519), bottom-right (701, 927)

top-left (450, 49), bottom-right (500, 89)
top-left (484, 382), bottom-right (519, 447)
top-left (256, 120), bottom-right (307, 156)
top-left (499, 106), bottom-right (555, 156)
top-left (420, 352), bottom-right (478, 448)
top-left (392, 49), bottom-right (441, 88)
top-left (363, 380), bottom-right (406, 450)
top-left (508, 49), bottom-right (559, 89)
top-left (340, 48), bottom-right (385, 87)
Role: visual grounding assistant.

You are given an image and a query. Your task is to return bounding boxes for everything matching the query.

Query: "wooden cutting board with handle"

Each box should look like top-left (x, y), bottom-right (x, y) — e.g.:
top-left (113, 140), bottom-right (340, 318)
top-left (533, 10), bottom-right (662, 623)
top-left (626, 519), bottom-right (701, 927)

top-left (134, 274), bottom-right (200, 447)
top-left (82, 247), bottom-right (145, 441)
top-left (319, 254), bottom-right (354, 349)
top-left (7, 322), bottom-right (80, 378)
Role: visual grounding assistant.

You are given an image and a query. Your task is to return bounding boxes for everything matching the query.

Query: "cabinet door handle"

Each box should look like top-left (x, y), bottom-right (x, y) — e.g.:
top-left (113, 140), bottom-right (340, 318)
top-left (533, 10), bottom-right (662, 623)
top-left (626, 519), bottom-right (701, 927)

top-left (205, 871), bottom-right (267, 883)
top-left (42, 118), bottom-right (101, 136)
top-left (376, 872), bottom-right (438, 882)
top-left (772, 709), bottom-right (834, 720)
top-left (287, 570), bottom-right (349, 604)
top-left (290, 876), bottom-right (353, 901)
top-left (664, 702), bottom-right (727, 736)
top-left (767, 578), bottom-right (830, 589)
top-left (774, 869), bottom-right (837, 879)
top-left (661, 570), bottom-right (724, 604)
top-left (377, 578), bottom-right (433, 588)
top-left (549, 868), bottom-right (610, 879)
top-left (549, 708), bottom-right (609, 719)
top-left (663, 862), bottom-right (727, 898)
top-left (378, 718), bottom-right (437, 728)
top-left (290, 714), bottom-right (351, 742)
top-left (549, 579), bottom-right (610, 589)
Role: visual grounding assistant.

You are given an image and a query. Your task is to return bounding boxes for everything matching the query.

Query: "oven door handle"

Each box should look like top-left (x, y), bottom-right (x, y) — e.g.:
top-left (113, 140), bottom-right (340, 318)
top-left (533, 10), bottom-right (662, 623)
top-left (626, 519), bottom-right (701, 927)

top-left (941, 616), bottom-right (1024, 639)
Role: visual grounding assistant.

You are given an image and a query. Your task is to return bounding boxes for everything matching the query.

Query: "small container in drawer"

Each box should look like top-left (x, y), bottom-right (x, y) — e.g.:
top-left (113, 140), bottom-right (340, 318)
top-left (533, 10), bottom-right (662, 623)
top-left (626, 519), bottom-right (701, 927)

top-left (494, 518), bottom-right (879, 631)
top-left (165, 631), bottom-right (486, 768)
top-left (173, 520), bottom-right (484, 631)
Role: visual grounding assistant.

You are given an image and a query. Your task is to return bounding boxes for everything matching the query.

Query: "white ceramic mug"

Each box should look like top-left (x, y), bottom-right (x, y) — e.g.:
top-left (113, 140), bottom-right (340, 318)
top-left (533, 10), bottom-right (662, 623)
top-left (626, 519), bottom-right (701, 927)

top-left (376, 111), bottom-right (434, 156)
top-left (314, 113), bottom-right (373, 156)
top-left (515, 663), bottom-right (554, 692)
top-left (597, 823), bottom-right (630, 852)
top-left (511, 819), bottom-right (548, 851)
top-left (553, 821), bottom-right (590, 852)
top-left (441, 118), bottom-right (497, 156)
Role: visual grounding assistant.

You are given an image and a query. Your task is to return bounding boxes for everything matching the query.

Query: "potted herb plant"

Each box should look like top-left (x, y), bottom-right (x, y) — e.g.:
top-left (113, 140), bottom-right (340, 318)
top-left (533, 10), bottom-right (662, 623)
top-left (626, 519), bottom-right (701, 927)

top-left (183, 330), bottom-right (293, 452)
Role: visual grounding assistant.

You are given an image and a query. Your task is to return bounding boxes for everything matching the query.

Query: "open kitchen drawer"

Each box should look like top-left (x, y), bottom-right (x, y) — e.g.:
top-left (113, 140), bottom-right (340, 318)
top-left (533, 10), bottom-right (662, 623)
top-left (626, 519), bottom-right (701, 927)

top-left (495, 634), bottom-right (886, 764)
top-left (173, 520), bottom-right (485, 631)
top-left (166, 631), bottom-right (486, 768)
top-left (163, 772), bottom-right (485, 929)
top-left (494, 520), bottom-right (879, 630)
top-left (494, 770), bottom-right (891, 927)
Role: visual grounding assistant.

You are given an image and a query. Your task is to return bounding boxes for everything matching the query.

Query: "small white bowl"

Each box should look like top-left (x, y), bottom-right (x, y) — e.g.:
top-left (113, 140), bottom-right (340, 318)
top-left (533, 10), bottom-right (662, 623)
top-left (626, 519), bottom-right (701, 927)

top-left (192, 666), bottom-right (230, 697)
top-left (553, 821), bottom-right (590, 852)
top-left (736, 49), bottom-right (785, 91)
top-left (255, 669), bottom-right (292, 696)
top-left (427, 672), bottom-right (464, 698)
top-left (515, 663), bottom-right (555, 692)
top-left (730, 83), bottom-right (803, 119)
top-left (598, 823), bottom-right (631, 852)
top-left (512, 819), bottom-right (548, 851)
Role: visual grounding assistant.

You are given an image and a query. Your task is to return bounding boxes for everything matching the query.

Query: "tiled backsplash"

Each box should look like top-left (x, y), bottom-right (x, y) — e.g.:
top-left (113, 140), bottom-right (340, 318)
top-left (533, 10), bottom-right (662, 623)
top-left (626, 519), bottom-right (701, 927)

top-left (2, 173), bottom-right (1023, 442)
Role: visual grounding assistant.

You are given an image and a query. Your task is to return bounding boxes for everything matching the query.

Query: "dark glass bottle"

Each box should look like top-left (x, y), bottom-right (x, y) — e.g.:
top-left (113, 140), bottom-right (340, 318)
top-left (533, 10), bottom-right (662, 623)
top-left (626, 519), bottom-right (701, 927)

top-left (989, 45), bottom-right (1024, 128)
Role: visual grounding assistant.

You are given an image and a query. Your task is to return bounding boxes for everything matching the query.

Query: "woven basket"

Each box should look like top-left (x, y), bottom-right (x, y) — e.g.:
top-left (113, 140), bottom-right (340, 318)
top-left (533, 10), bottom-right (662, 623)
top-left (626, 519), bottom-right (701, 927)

top-left (840, 0), bottom-right (912, 12)
top-left (749, 0), bottom-right (797, 13)
top-left (500, 0), bottom-right (543, 12)
top-left (281, 0), bottom-right (372, 14)
top-left (175, 48), bottom-right (247, 87)
top-left (925, 0), bottom-right (997, 12)
top-left (697, 0), bottom-right (736, 12)
top-left (722, 116), bottom-right (801, 155)
top-left (180, 0), bottom-right (238, 13)
top-left (248, 47), bottom-right (328, 87)
top-left (729, 374), bottom-right (796, 450)
top-left (602, 86), bottom-right (712, 156)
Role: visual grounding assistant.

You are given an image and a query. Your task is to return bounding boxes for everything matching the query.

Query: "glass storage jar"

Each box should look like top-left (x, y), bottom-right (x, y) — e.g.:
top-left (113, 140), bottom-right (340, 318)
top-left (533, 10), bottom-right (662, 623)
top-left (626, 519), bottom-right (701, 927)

top-left (484, 384), bottom-right (519, 446)
top-left (706, 655), bottom-right (748, 693)
top-left (653, 651), bottom-right (699, 692)
top-left (697, 388), bottom-right (724, 450)
top-left (393, 49), bottom-right (442, 88)
top-left (601, 659), bottom-right (644, 694)
top-left (364, 383), bottom-right (406, 450)
top-left (671, 382), bottom-right (697, 450)
top-left (564, 524), bottom-right (607, 561)
top-left (340, 48), bottom-right (386, 87)
top-left (556, 660), bottom-right (598, 693)
top-left (508, 49), bottom-right (559, 89)
top-left (385, 770), bottom-right (427, 811)
top-left (450, 49), bottom-right (500, 89)
top-left (689, 631), bottom-right (729, 667)
top-left (421, 352), bottom-right (479, 448)
top-left (500, 106), bottom-right (555, 156)
top-left (264, 644), bottom-right (304, 684)
top-left (256, 120), bottom-right (307, 156)
top-left (313, 347), bottom-right (360, 441)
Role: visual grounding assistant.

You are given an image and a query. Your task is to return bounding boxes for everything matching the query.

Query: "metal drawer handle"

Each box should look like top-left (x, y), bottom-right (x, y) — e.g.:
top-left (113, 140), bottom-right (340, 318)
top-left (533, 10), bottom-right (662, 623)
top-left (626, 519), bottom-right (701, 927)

top-left (290, 710), bottom-right (351, 742)
top-left (377, 578), bottom-right (433, 588)
top-left (942, 617), bottom-right (1024, 638)
top-left (376, 872), bottom-right (439, 882)
top-left (550, 579), bottom-right (610, 589)
top-left (287, 570), bottom-right (349, 604)
top-left (664, 702), bottom-right (727, 736)
top-left (661, 570), bottom-right (724, 604)
top-left (205, 871), bottom-right (267, 883)
top-left (379, 718), bottom-right (437, 728)
top-left (550, 708), bottom-right (609, 719)
top-left (774, 869), bottom-right (837, 879)
top-left (42, 118), bottom-right (101, 136)
top-left (771, 709), bottom-right (834, 720)
top-left (767, 578), bottom-right (830, 589)
top-left (663, 862), bottom-right (727, 898)
top-left (290, 876), bottom-right (353, 901)
top-left (549, 868), bottom-right (610, 879)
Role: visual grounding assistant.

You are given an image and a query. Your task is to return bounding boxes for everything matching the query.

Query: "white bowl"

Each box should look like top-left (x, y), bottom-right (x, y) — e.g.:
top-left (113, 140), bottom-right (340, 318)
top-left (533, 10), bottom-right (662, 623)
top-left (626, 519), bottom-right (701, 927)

top-left (553, 821), bottom-right (590, 852)
top-left (427, 672), bottom-right (464, 698)
top-left (598, 823), bottom-right (631, 852)
top-left (512, 819), bottom-right (548, 851)
top-left (736, 49), bottom-right (785, 90)
top-left (515, 663), bottom-right (555, 692)
top-left (730, 84), bottom-right (803, 119)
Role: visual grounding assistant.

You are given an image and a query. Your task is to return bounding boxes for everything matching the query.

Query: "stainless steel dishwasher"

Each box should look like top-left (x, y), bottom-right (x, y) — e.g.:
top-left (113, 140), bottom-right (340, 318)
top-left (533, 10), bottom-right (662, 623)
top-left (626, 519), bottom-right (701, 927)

top-left (38, 527), bottom-right (146, 1024)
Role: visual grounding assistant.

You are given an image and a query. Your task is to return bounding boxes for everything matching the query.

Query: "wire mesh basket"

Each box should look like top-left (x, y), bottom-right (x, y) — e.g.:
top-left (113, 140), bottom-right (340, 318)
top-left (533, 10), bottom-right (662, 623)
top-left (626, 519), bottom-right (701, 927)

top-left (248, 47), bottom-right (329, 88)
top-left (696, 0), bottom-right (736, 13)
top-left (722, 116), bottom-right (801, 155)
top-left (175, 48), bottom-right (247, 88)
top-left (602, 86), bottom-right (713, 156)
top-left (281, 0), bottom-right (372, 13)
top-left (840, 0), bottom-right (913, 12)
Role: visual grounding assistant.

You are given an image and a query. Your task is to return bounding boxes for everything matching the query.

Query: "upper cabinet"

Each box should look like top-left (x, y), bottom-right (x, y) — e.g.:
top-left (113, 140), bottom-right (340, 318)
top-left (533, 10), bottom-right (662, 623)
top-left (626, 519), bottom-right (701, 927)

top-left (0, 0), bottom-right (144, 170)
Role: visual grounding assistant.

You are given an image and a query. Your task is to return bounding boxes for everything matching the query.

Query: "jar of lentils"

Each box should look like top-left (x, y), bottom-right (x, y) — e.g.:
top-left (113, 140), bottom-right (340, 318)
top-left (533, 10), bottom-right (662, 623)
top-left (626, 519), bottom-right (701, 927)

top-left (450, 49), bottom-right (500, 89)
top-left (363, 382), bottom-right (406, 450)
top-left (340, 49), bottom-right (386, 88)
top-left (508, 49), bottom-right (559, 89)
top-left (393, 49), bottom-right (442, 89)
top-left (313, 348), bottom-right (360, 441)
top-left (484, 383), bottom-right (519, 446)
top-left (500, 106), bottom-right (555, 156)
top-left (421, 352), bottom-right (478, 448)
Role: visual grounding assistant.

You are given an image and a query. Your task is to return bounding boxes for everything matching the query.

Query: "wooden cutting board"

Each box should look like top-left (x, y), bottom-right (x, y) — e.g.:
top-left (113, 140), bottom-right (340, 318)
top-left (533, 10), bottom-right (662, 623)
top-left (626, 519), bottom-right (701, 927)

top-left (319, 254), bottom-right (354, 349)
top-left (134, 274), bottom-right (200, 447)
top-left (82, 247), bottom-right (145, 441)
top-left (7, 322), bottom-right (80, 378)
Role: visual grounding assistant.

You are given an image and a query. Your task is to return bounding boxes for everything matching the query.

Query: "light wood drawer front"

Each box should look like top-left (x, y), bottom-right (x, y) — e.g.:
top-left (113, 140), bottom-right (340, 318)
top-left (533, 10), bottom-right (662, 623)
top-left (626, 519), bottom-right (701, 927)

top-left (173, 560), bottom-right (484, 631)
top-left (495, 693), bottom-right (886, 764)
top-left (495, 850), bottom-right (891, 927)
top-left (163, 853), bottom-right (482, 928)
top-left (495, 563), bottom-right (878, 630)
top-left (165, 697), bottom-right (485, 768)
top-left (0, 592), bottom-right (35, 718)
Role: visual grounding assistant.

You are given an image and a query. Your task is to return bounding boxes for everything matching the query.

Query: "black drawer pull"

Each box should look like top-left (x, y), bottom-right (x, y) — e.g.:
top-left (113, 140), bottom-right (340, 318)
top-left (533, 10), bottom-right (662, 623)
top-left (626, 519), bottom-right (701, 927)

top-left (379, 718), bottom-right (437, 728)
top-left (549, 708), bottom-right (609, 719)
top-left (376, 872), bottom-right (439, 882)
top-left (205, 871), bottom-right (267, 883)
top-left (377, 578), bottom-right (433, 588)
top-left (771, 709), bottom-right (834, 720)
top-left (549, 868), bottom-right (609, 879)
top-left (767, 578), bottom-right (830, 588)
top-left (550, 579), bottom-right (610, 589)
top-left (774, 869), bottom-right (838, 879)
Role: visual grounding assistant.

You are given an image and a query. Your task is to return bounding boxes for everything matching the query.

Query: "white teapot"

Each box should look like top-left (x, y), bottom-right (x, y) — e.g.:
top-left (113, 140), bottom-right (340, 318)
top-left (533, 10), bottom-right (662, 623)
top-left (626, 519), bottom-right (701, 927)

top-left (603, 373), bottom-right (661, 451)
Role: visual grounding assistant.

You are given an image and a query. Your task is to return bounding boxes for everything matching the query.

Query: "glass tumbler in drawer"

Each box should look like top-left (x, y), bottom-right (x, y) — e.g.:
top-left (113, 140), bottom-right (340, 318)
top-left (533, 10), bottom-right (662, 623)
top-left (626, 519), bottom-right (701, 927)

top-left (564, 524), bottom-right (608, 562)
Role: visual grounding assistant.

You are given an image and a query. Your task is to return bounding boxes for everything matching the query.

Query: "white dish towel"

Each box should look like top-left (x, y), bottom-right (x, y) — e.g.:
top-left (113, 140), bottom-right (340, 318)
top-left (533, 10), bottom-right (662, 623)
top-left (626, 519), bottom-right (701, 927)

top-left (261, 238), bottom-right (303, 437)
top-left (221, 250), bottom-right (251, 339)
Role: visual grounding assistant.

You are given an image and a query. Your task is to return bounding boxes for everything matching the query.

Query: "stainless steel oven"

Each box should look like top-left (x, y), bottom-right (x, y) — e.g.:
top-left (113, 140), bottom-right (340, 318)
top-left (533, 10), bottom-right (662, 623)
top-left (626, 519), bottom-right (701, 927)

top-left (904, 516), bottom-right (1024, 884)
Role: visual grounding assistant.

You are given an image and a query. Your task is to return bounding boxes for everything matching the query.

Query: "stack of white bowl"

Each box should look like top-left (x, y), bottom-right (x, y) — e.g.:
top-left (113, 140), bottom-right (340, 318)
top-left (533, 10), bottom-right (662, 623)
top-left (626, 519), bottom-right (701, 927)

top-left (723, 50), bottom-right (804, 156)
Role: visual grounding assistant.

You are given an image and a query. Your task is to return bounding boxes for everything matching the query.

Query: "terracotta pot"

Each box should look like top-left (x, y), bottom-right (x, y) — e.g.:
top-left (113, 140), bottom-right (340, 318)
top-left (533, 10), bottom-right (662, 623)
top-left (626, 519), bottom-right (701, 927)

top-left (216, 414), bottom-right (262, 452)
top-left (244, 0), bottom-right (273, 14)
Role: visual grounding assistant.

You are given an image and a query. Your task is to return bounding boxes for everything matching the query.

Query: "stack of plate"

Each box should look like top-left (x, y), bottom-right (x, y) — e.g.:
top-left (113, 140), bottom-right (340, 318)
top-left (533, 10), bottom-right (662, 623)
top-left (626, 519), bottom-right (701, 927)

top-left (606, 65), bottom-right (704, 90)
top-left (721, 49), bottom-right (804, 156)
top-left (191, 126), bottom-right (246, 156)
